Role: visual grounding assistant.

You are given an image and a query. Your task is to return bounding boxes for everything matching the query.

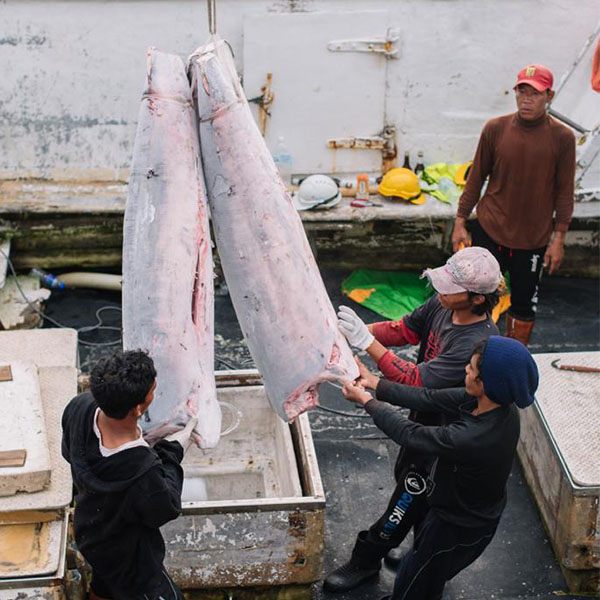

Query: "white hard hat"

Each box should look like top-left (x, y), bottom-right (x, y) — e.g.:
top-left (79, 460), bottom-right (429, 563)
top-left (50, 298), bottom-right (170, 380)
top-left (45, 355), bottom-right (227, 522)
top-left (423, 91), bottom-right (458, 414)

top-left (292, 175), bottom-right (341, 211)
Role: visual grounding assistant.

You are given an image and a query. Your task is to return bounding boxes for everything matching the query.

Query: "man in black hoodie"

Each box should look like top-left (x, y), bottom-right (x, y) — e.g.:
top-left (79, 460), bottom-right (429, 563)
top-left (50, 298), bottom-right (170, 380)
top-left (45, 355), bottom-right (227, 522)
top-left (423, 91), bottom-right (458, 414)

top-left (341, 335), bottom-right (539, 600)
top-left (61, 350), bottom-right (196, 600)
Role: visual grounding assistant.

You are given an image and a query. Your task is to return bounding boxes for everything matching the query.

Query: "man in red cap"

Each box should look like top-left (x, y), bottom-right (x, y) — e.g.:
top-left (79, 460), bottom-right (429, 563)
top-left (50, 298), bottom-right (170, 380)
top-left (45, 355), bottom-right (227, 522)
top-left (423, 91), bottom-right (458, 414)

top-left (452, 64), bottom-right (576, 345)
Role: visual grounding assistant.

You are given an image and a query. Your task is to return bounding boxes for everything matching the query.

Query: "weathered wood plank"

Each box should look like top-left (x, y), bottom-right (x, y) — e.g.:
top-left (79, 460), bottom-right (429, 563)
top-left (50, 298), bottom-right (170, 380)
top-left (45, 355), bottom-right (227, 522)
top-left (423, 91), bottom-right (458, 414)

top-left (0, 450), bottom-right (27, 468)
top-left (0, 365), bottom-right (12, 382)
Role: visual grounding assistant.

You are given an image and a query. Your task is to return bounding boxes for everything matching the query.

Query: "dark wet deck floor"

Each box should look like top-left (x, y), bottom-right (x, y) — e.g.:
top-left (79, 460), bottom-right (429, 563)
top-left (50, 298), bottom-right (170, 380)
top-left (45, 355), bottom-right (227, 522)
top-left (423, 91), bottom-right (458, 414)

top-left (43, 270), bottom-right (600, 600)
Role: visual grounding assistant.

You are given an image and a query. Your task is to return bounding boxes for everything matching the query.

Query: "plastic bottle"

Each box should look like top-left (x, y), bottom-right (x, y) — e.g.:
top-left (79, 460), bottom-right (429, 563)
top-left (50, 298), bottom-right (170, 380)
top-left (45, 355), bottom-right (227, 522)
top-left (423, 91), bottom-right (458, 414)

top-left (402, 151), bottom-right (412, 171)
top-left (355, 173), bottom-right (370, 200)
top-left (30, 268), bottom-right (66, 290)
top-left (415, 151), bottom-right (425, 175)
top-left (273, 136), bottom-right (293, 185)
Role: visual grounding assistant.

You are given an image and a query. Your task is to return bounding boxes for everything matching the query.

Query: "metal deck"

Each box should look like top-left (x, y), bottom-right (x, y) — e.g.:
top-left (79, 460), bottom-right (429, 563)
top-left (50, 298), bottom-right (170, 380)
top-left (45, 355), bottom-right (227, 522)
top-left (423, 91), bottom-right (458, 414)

top-left (42, 270), bottom-right (600, 599)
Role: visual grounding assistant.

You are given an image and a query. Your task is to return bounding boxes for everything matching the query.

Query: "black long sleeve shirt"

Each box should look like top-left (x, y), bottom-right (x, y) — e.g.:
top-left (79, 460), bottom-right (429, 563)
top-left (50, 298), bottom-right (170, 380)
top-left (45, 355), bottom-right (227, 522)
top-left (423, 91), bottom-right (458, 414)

top-left (365, 380), bottom-right (520, 527)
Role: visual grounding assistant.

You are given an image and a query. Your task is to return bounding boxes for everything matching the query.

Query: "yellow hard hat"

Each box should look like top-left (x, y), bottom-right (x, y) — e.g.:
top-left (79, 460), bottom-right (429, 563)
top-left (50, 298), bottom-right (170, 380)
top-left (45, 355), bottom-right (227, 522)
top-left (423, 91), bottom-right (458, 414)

top-left (378, 168), bottom-right (425, 205)
top-left (454, 162), bottom-right (473, 186)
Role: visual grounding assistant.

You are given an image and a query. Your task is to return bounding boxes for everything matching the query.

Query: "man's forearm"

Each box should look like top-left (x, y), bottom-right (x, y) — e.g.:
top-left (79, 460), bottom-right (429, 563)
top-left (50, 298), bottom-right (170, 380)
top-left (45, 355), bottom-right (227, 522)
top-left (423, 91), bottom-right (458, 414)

top-left (370, 319), bottom-right (421, 348)
top-left (376, 352), bottom-right (423, 386)
top-left (365, 338), bottom-right (389, 363)
top-left (376, 378), bottom-right (466, 413)
top-left (365, 399), bottom-right (456, 456)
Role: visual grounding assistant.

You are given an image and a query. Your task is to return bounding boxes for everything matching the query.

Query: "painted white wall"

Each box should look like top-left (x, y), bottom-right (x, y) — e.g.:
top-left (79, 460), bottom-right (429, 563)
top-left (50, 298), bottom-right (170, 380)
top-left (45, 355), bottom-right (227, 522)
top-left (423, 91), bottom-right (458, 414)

top-left (0, 0), bottom-right (598, 182)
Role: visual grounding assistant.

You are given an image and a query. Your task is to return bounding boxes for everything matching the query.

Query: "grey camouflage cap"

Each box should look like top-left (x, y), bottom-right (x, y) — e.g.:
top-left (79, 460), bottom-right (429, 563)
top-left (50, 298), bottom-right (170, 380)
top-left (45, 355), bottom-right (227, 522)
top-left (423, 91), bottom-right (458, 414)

top-left (422, 246), bottom-right (502, 295)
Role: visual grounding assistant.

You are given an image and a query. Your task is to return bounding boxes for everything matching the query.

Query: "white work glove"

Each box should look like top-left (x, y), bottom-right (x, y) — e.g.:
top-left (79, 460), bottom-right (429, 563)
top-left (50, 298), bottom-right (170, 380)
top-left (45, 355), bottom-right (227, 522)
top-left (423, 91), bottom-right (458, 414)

top-left (165, 418), bottom-right (198, 452)
top-left (337, 306), bottom-right (374, 351)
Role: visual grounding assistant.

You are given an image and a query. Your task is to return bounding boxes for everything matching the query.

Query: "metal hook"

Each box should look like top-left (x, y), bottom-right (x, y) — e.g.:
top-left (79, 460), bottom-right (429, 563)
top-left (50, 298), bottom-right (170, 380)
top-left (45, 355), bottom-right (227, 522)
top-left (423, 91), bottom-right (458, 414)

top-left (551, 358), bottom-right (600, 373)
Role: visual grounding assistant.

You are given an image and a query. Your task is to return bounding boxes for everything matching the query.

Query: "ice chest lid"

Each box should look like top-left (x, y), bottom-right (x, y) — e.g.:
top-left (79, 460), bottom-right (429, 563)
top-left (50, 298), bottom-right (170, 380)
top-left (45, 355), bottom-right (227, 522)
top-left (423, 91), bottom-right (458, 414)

top-left (533, 351), bottom-right (600, 488)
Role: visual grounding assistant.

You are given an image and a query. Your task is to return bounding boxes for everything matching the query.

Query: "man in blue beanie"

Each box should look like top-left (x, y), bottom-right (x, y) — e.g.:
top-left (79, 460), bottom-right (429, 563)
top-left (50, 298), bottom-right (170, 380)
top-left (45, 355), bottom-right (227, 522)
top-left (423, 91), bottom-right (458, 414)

top-left (341, 336), bottom-right (538, 600)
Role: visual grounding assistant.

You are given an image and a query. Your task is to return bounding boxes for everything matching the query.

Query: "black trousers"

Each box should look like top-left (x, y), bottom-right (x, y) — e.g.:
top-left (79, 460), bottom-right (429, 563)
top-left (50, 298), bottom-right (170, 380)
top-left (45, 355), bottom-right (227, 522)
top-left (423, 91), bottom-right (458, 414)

top-left (351, 412), bottom-right (439, 566)
top-left (470, 219), bottom-right (546, 321)
top-left (91, 568), bottom-right (185, 600)
top-left (390, 510), bottom-right (497, 600)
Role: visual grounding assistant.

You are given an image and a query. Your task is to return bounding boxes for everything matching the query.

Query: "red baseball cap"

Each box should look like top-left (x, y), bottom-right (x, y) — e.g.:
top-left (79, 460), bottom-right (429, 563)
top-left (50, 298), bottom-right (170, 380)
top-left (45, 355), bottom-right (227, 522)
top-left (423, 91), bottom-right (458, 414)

top-left (514, 64), bottom-right (554, 92)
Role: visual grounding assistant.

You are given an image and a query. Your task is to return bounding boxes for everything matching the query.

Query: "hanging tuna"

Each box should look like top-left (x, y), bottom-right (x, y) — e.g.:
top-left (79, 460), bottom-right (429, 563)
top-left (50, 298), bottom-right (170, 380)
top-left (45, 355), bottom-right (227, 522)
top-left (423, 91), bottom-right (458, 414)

top-left (189, 38), bottom-right (358, 422)
top-left (123, 48), bottom-right (221, 448)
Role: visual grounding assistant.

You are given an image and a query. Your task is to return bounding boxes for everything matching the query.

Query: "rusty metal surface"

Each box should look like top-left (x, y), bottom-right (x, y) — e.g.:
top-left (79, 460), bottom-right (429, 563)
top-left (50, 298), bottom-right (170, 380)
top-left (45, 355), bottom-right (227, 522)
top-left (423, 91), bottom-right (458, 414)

top-left (163, 509), bottom-right (324, 589)
top-left (326, 32), bottom-right (399, 58)
top-left (381, 125), bottom-right (397, 173)
top-left (327, 136), bottom-right (386, 151)
top-left (214, 369), bottom-right (262, 388)
top-left (327, 126), bottom-right (397, 175)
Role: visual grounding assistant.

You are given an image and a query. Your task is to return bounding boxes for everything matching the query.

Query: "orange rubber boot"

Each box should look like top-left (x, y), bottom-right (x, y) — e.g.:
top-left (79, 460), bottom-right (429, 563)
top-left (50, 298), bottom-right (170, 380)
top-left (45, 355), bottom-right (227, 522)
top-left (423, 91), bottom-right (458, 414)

top-left (505, 315), bottom-right (535, 346)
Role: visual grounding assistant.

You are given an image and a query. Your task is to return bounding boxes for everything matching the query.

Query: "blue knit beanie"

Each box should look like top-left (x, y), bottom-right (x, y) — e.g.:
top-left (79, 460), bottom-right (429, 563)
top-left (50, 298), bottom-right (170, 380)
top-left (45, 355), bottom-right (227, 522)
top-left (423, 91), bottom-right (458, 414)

top-left (480, 336), bottom-right (539, 408)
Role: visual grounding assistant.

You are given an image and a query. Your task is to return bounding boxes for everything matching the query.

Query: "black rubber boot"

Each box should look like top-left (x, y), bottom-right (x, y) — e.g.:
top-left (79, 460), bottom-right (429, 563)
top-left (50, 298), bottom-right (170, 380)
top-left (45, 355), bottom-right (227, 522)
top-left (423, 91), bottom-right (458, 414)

top-left (323, 531), bottom-right (382, 592)
top-left (383, 546), bottom-right (405, 569)
top-left (323, 561), bottom-right (380, 593)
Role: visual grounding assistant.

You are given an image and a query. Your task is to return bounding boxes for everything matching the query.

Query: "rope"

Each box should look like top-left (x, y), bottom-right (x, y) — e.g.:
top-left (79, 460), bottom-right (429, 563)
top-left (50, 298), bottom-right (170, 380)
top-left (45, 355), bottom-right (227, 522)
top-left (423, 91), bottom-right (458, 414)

top-left (207, 0), bottom-right (217, 35)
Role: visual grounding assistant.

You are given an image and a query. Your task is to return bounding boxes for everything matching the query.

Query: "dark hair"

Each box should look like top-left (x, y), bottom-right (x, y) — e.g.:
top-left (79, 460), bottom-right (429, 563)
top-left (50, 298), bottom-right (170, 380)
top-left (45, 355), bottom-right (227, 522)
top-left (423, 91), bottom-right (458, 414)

top-left (90, 350), bottom-right (156, 419)
top-left (470, 339), bottom-right (488, 379)
top-left (468, 276), bottom-right (507, 316)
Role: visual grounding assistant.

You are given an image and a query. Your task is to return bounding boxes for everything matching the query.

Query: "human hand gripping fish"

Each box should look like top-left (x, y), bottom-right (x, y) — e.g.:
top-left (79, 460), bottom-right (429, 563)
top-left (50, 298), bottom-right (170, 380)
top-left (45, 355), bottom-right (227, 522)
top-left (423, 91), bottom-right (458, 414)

top-left (143, 418), bottom-right (200, 450)
top-left (342, 380), bottom-right (372, 407)
top-left (165, 418), bottom-right (199, 452)
top-left (353, 355), bottom-right (380, 390)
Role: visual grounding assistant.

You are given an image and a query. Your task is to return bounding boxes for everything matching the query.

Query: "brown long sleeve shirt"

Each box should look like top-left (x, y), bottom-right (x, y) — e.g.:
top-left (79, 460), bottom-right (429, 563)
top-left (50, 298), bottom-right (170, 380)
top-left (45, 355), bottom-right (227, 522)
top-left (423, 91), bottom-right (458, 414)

top-left (457, 112), bottom-right (576, 249)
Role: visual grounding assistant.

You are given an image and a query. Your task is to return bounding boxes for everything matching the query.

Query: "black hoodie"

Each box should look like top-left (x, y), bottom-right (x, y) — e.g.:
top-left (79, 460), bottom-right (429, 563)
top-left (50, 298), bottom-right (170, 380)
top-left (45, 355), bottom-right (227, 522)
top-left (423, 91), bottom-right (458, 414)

top-left (366, 381), bottom-right (520, 527)
top-left (61, 392), bottom-right (184, 596)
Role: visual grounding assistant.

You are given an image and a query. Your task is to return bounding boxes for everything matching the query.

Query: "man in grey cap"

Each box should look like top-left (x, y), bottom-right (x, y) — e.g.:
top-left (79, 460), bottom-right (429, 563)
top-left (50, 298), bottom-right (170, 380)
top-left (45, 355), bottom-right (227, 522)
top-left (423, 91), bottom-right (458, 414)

top-left (324, 247), bottom-right (504, 593)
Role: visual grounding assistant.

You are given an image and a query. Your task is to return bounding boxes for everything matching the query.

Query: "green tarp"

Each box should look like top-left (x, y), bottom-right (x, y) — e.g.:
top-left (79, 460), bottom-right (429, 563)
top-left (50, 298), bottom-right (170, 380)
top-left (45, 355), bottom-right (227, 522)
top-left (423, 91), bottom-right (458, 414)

top-left (341, 269), bottom-right (434, 321)
top-left (342, 269), bottom-right (511, 323)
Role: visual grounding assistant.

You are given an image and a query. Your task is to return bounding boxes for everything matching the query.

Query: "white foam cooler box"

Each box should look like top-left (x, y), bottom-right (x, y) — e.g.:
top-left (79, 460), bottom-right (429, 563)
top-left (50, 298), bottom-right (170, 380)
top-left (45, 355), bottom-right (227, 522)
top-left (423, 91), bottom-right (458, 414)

top-left (162, 370), bottom-right (326, 595)
top-left (518, 352), bottom-right (600, 594)
top-left (0, 329), bottom-right (79, 600)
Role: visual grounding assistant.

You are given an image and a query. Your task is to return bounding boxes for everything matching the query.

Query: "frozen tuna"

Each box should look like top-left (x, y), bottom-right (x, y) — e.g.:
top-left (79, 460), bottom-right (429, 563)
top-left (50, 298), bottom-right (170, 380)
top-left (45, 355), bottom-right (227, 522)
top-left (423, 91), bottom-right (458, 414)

top-left (123, 48), bottom-right (220, 447)
top-left (189, 38), bottom-right (358, 421)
